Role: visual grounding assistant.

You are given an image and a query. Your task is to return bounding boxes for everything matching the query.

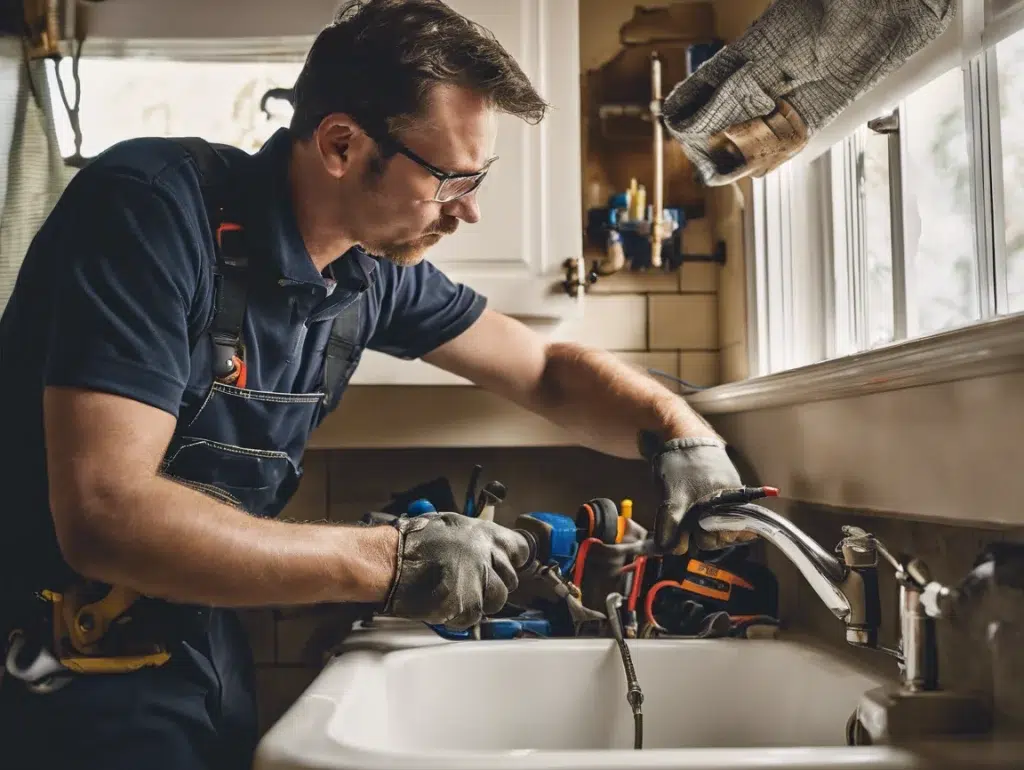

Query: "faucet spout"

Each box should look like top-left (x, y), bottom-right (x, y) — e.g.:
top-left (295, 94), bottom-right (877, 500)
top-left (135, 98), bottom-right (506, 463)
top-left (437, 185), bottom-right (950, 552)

top-left (696, 504), bottom-right (878, 639)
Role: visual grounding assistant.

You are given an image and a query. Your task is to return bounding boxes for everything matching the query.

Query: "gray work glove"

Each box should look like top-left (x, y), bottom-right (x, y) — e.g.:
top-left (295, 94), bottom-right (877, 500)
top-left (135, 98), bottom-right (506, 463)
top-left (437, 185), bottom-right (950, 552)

top-left (381, 512), bottom-right (532, 631)
top-left (639, 431), bottom-right (756, 554)
top-left (662, 0), bottom-right (955, 185)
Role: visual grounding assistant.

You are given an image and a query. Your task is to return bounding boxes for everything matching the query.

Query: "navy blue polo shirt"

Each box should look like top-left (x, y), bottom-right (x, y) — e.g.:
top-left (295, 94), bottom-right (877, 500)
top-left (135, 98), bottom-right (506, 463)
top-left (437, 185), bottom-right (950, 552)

top-left (0, 127), bottom-right (485, 593)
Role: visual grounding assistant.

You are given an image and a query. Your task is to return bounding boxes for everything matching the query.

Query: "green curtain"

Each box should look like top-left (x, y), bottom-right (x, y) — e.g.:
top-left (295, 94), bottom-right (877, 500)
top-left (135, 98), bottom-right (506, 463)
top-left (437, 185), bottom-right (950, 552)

top-left (0, 36), bottom-right (73, 314)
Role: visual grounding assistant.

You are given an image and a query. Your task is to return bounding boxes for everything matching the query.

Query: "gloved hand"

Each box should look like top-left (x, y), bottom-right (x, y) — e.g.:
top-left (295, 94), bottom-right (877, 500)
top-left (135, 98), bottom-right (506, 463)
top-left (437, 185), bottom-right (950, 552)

top-left (381, 512), bottom-right (532, 630)
top-left (661, 0), bottom-right (955, 185)
top-left (639, 430), bottom-right (757, 554)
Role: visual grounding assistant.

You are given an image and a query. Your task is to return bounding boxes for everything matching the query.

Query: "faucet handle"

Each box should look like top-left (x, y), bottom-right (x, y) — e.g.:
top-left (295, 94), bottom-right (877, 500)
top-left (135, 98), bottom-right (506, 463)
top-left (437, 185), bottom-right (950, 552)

top-left (838, 526), bottom-right (878, 568)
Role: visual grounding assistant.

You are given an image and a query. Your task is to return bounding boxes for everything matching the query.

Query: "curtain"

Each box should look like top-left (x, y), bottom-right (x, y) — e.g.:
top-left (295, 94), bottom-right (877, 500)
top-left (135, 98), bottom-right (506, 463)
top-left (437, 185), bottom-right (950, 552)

top-left (0, 35), bottom-right (72, 314)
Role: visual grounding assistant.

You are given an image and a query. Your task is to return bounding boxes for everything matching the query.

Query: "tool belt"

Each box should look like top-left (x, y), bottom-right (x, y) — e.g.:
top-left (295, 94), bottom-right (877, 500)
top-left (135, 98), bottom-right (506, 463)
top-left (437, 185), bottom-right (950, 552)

top-left (3, 583), bottom-right (187, 694)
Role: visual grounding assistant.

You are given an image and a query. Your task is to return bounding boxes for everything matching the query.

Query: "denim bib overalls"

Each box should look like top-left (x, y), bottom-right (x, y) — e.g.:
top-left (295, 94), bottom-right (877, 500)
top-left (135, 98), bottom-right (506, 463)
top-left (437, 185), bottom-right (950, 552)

top-left (0, 138), bottom-right (367, 770)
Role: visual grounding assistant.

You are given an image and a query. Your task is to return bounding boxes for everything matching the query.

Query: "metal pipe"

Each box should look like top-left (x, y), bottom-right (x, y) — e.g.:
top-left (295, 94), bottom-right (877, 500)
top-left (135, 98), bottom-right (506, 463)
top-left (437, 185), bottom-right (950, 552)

top-left (650, 52), bottom-right (664, 269)
top-left (900, 583), bottom-right (939, 691)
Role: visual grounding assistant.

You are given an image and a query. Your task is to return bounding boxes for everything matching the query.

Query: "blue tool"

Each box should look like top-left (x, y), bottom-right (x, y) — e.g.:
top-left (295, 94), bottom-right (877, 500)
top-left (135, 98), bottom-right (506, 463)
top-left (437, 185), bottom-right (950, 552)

top-left (464, 464), bottom-right (483, 517)
top-left (406, 498), bottom-right (437, 516)
top-left (515, 512), bottom-right (580, 576)
top-left (428, 613), bottom-right (552, 641)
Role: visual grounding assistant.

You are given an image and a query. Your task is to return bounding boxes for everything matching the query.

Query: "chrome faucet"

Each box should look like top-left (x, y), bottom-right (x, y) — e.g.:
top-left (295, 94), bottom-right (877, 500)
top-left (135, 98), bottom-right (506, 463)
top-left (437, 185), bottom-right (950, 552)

top-left (696, 504), bottom-right (1024, 743)
top-left (697, 503), bottom-right (948, 691)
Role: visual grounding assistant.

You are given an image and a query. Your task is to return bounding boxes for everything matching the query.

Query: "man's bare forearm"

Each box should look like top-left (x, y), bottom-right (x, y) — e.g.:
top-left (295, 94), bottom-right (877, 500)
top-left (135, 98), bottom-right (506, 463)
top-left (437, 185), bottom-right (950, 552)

top-left (532, 342), bottom-right (719, 458)
top-left (58, 474), bottom-right (399, 608)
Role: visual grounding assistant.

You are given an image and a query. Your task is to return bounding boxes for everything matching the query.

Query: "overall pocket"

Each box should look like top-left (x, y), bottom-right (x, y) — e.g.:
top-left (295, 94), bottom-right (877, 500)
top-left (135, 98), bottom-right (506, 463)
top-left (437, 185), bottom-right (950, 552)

top-left (161, 438), bottom-right (296, 517)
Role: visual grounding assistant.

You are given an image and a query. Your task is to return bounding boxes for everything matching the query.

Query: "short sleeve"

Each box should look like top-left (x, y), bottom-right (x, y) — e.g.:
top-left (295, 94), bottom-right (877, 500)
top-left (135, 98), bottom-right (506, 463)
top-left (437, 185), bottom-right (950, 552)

top-left (43, 171), bottom-right (205, 417)
top-left (368, 260), bottom-right (486, 360)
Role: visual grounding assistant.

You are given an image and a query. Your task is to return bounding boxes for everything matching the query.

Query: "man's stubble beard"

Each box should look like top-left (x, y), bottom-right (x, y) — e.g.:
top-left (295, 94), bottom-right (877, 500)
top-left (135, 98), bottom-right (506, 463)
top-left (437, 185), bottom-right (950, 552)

top-left (363, 216), bottom-right (458, 267)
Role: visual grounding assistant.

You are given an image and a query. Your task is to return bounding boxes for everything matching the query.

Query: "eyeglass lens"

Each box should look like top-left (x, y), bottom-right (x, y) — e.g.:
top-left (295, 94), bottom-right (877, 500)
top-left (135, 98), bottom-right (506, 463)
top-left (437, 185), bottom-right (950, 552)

top-left (436, 172), bottom-right (486, 203)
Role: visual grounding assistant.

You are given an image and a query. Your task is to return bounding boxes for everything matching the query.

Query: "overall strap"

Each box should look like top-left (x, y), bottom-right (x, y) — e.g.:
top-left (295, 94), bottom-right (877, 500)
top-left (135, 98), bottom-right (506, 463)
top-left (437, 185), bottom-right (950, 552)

top-left (173, 137), bottom-right (250, 386)
top-left (323, 295), bottom-right (365, 412)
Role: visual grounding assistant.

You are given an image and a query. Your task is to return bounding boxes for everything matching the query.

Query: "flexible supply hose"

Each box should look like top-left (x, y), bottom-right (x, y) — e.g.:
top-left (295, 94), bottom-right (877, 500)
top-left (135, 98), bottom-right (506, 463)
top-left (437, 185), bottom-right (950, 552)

top-left (606, 592), bottom-right (643, 749)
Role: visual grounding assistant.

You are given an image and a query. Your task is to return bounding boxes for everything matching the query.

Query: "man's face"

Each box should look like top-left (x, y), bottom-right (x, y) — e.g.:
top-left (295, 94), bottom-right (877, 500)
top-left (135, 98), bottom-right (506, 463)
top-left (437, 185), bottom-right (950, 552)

top-left (341, 84), bottom-right (497, 266)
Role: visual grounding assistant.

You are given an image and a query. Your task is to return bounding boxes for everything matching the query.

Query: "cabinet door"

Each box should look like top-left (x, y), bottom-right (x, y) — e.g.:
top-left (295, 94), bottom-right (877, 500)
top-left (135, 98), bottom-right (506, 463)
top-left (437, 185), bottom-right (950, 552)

top-left (351, 0), bottom-right (584, 385)
top-left (421, 0), bottom-right (582, 318)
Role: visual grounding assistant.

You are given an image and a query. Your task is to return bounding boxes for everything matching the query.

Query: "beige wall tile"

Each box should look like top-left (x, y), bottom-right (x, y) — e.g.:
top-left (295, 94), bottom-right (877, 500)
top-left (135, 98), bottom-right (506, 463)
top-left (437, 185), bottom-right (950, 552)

top-left (549, 295), bottom-right (647, 350)
top-left (278, 451), bottom-right (328, 523)
top-left (678, 352), bottom-right (721, 388)
top-left (678, 261), bottom-right (720, 293)
top-left (588, 270), bottom-right (680, 294)
top-left (648, 294), bottom-right (719, 350)
top-left (614, 351), bottom-right (679, 380)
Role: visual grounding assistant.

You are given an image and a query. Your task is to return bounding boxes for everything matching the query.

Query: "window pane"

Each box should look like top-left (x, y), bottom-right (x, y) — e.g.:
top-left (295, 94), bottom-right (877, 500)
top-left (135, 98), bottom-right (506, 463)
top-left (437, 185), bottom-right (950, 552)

top-left (996, 28), bottom-right (1024, 314)
top-left (863, 129), bottom-right (895, 347)
top-left (902, 68), bottom-right (980, 335)
top-left (47, 57), bottom-right (302, 158)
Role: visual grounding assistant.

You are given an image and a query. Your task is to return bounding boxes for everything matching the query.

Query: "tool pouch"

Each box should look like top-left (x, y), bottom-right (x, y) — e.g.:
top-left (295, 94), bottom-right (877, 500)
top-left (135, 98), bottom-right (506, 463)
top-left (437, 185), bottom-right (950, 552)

top-left (576, 540), bottom-right (647, 617)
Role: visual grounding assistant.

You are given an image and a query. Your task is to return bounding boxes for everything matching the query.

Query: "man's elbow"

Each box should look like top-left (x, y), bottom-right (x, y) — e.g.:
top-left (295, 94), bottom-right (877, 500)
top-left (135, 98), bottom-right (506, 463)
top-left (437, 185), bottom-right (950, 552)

top-left (50, 479), bottom-right (132, 580)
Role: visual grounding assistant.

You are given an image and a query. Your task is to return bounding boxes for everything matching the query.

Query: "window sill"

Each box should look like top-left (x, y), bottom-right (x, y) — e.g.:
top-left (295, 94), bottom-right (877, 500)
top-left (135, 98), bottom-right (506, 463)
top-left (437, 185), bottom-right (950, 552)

top-left (688, 312), bottom-right (1024, 415)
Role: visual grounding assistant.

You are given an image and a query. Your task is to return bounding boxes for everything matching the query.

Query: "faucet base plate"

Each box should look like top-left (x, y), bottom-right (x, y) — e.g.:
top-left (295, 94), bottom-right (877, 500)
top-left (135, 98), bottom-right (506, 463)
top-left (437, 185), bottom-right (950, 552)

top-left (852, 685), bottom-right (993, 746)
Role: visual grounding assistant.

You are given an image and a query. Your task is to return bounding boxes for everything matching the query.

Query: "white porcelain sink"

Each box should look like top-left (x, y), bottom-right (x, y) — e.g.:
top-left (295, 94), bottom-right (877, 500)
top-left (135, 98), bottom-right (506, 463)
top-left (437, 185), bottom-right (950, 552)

top-left (252, 618), bottom-right (1003, 770)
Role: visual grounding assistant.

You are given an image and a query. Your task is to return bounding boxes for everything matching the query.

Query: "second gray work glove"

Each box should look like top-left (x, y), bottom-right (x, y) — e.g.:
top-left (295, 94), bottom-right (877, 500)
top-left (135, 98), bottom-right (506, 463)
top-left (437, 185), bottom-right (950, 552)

top-left (640, 431), bottom-right (756, 554)
top-left (381, 512), bottom-right (532, 631)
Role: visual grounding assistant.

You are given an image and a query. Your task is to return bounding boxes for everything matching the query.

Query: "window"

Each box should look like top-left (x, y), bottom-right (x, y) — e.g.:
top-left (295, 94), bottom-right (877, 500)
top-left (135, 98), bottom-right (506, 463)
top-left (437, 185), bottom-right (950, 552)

top-left (902, 68), bottom-right (980, 335)
top-left (861, 128), bottom-right (895, 347)
top-left (996, 28), bottom-right (1024, 313)
top-left (749, 15), bottom-right (1024, 378)
top-left (46, 55), bottom-right (302, 160)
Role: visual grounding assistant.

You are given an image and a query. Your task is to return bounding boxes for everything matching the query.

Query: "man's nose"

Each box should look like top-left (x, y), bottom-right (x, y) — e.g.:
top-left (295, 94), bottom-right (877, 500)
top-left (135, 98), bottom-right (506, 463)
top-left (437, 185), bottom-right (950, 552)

top-left (443, 191), bottom-right (481, 225)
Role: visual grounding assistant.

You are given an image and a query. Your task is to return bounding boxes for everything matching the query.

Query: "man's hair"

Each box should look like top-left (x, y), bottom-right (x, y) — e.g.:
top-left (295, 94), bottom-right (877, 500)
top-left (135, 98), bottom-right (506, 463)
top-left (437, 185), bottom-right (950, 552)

top-left (290, 0), bottom-right (548, 144)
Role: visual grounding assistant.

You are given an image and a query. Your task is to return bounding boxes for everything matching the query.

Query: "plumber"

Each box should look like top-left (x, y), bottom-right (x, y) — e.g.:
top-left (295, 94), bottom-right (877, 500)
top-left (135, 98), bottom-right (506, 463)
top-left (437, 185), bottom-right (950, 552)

top-left (0, 1), bottom-right (750, 768)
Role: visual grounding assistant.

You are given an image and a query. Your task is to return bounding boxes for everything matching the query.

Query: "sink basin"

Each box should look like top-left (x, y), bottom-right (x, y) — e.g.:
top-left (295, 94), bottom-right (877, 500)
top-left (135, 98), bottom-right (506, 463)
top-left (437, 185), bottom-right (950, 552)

top-left (252, 619), bottom-right (1003, 770)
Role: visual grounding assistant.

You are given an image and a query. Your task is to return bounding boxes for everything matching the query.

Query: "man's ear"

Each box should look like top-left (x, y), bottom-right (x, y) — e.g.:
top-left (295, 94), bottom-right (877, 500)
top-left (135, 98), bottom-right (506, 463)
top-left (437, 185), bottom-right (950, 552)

top-left (314, 115), bottom-right (366, 179)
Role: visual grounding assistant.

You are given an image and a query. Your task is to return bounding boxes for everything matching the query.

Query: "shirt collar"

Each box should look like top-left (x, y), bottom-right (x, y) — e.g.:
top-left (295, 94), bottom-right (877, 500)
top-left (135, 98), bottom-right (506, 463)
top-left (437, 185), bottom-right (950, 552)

top-left (246, 128), bottom-right (379, 292)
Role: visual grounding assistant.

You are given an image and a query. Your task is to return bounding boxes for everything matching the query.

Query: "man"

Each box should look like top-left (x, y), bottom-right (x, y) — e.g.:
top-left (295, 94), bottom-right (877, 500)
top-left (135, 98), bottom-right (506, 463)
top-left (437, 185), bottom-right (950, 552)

top-left (0, 1), bottom-right (748, 767)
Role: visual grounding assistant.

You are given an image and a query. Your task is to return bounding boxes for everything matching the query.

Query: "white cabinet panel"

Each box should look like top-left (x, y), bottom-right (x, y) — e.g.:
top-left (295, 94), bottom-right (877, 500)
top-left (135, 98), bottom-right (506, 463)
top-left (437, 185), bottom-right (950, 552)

top-left (424, 0), bottom-right (583, 317)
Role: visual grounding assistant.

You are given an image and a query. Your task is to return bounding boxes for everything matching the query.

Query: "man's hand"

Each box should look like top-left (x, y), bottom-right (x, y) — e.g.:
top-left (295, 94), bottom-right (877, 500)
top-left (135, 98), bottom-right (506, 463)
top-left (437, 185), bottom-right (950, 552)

top-left (382, 512), bottom-right (532, 630)
top-left (640, 431), bottom-right (756, 554)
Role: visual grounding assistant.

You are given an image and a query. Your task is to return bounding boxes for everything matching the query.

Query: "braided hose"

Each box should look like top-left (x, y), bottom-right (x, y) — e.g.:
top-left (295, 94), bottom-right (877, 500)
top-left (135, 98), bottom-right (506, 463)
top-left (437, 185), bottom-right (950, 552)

top-left (606, 593), bottom-right (644, 749)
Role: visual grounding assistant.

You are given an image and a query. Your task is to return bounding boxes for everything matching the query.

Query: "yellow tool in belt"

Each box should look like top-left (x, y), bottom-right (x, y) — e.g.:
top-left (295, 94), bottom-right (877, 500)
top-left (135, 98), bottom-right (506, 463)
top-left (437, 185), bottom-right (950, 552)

top-left (41, 584), bottom-right (170, 674)
top-left (5, 584), bottom-right (172, 694)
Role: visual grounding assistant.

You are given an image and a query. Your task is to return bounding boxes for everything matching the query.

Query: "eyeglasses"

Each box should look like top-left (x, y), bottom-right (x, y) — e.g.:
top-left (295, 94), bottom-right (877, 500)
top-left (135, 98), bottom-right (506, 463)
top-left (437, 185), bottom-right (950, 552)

top-left (377, 134), bottom-right (498, 203)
